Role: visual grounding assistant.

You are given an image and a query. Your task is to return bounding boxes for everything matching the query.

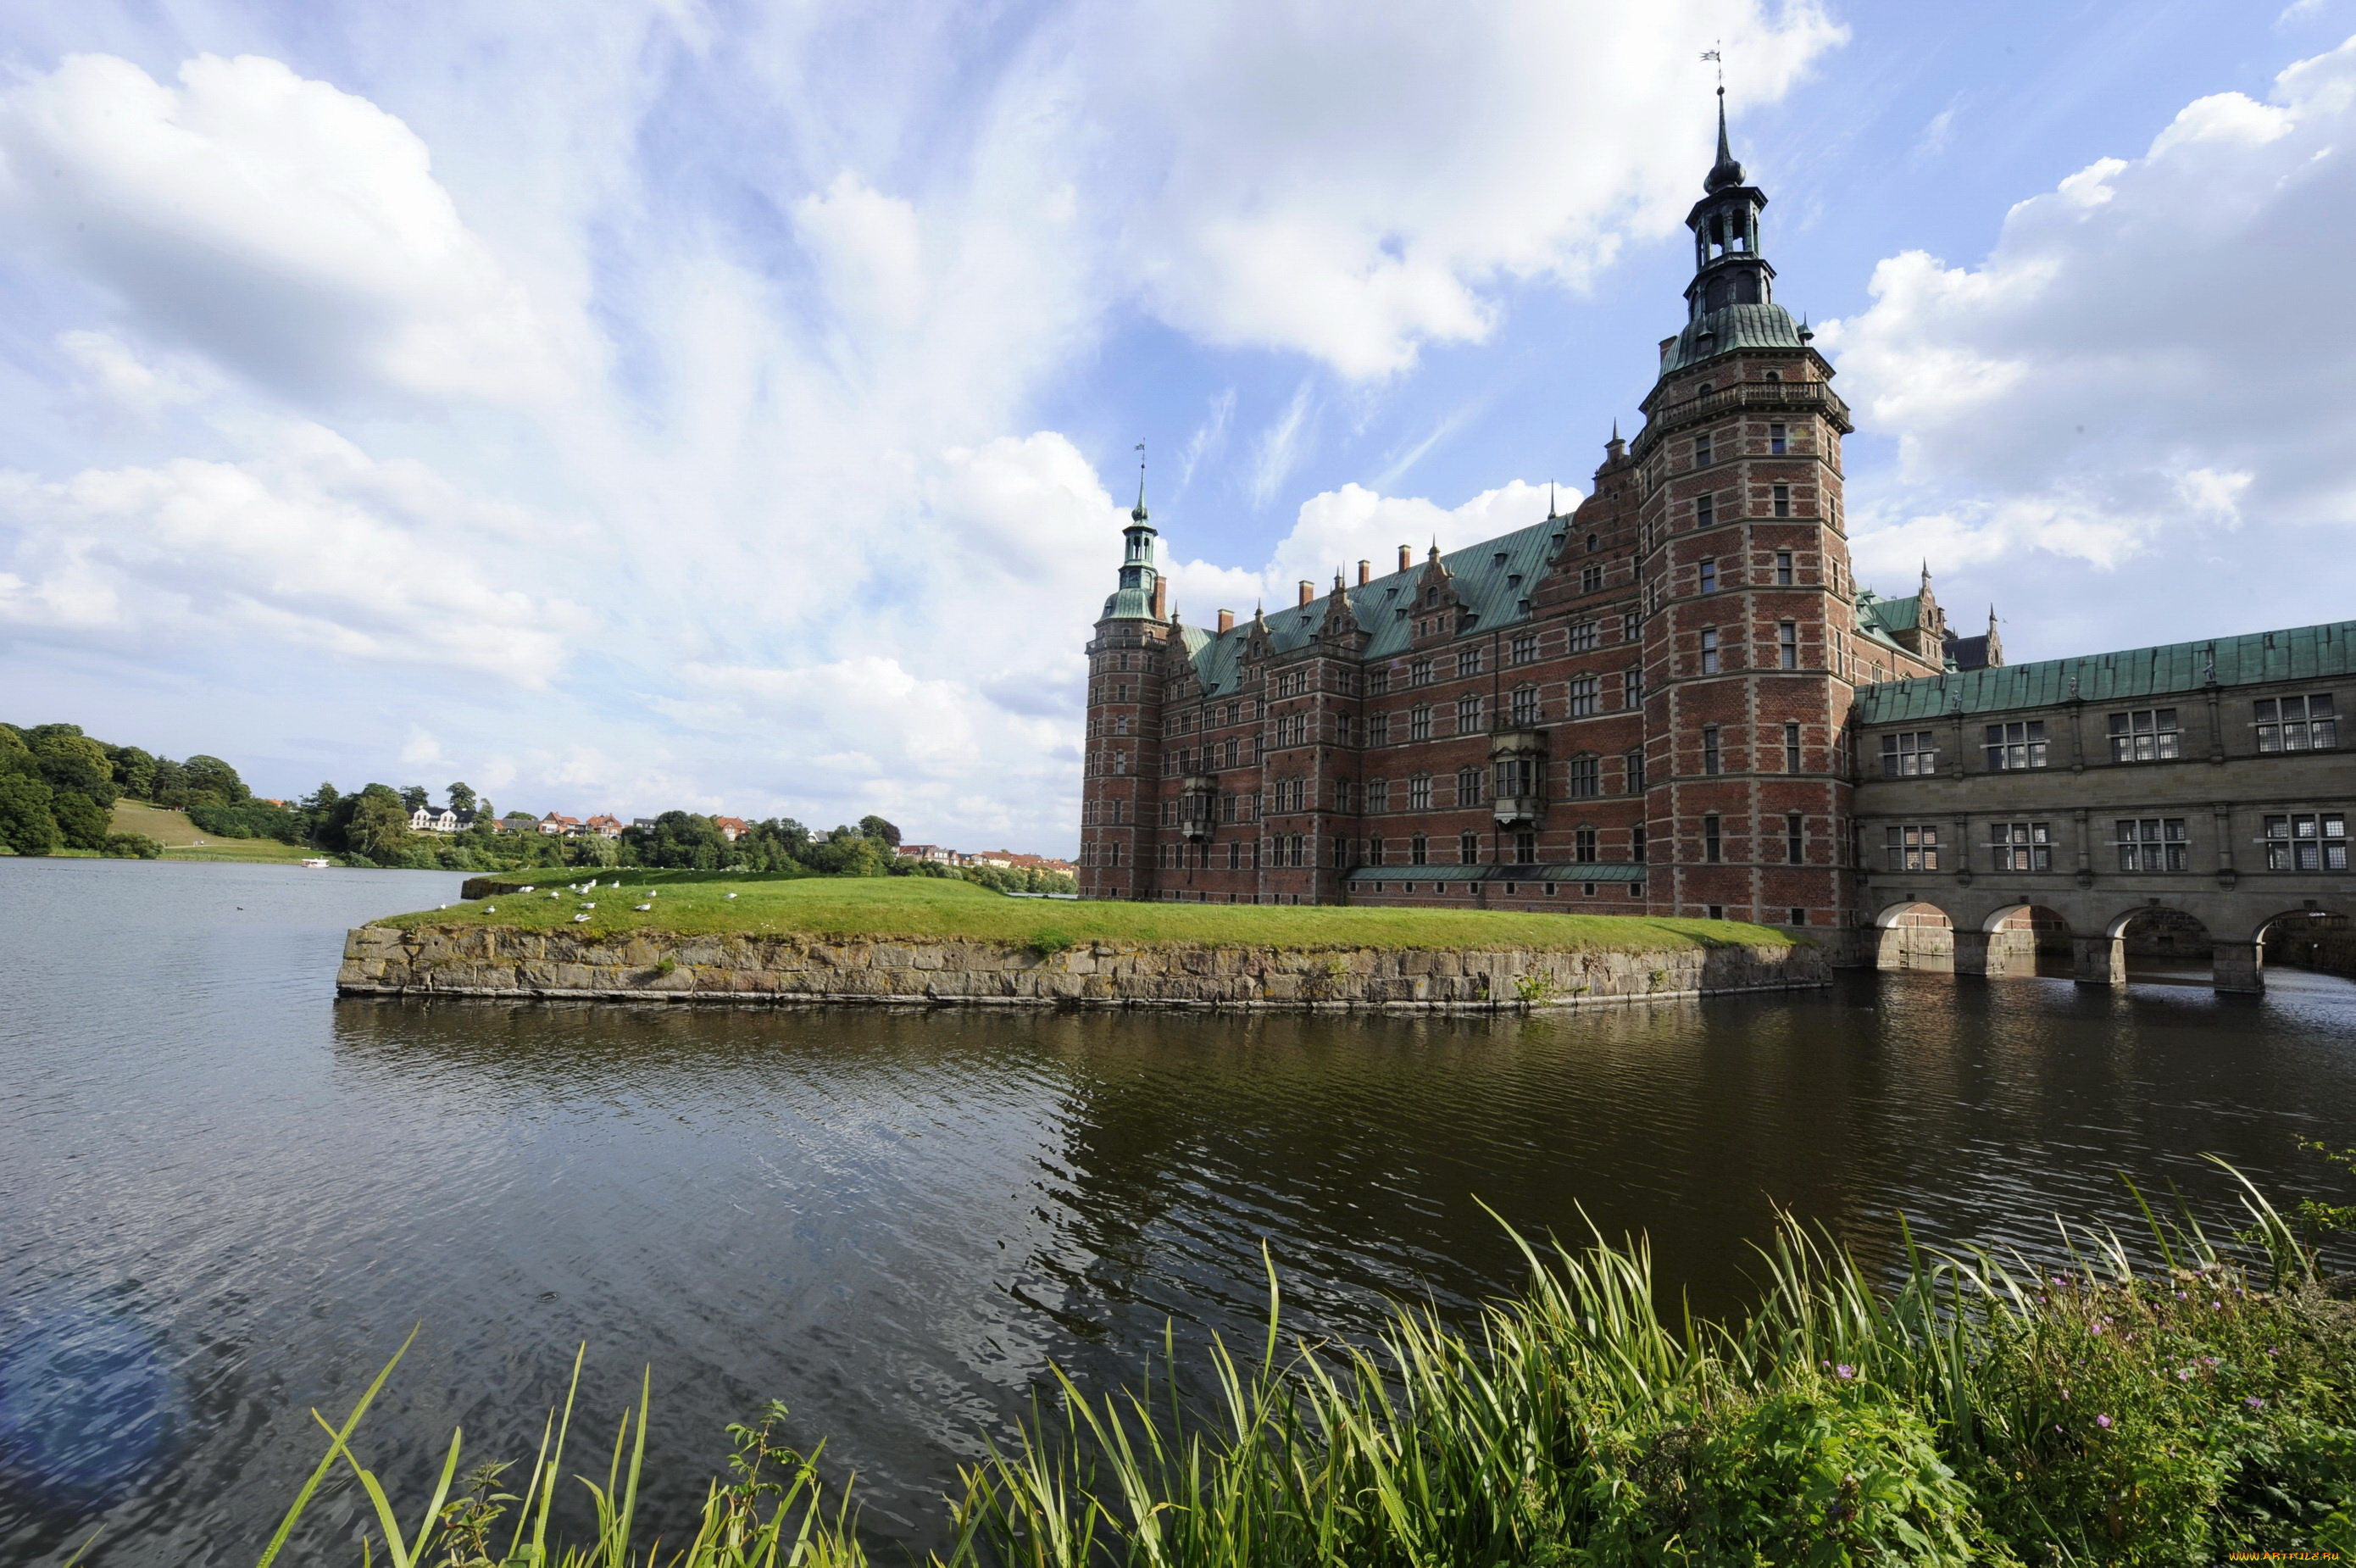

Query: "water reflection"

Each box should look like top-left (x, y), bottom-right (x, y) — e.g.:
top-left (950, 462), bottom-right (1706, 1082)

top-left (3, 858), bottom-right (2353, 1565)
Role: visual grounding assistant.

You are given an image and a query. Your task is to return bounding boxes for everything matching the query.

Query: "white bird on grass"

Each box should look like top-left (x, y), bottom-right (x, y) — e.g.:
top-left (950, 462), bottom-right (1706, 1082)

top-left (635, 903), bottom-right (652, 911)
top-left (574, 913), bottom-right (592, 923)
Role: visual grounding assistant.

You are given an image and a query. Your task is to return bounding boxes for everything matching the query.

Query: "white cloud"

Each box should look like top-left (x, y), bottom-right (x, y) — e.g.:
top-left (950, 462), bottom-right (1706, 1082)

top-left (0, 53), bottom-right (579, 404)
top-left (1822, 34), bottom-right (2356, 575)
top-left (1098, 0), bottom-right (1848, 375)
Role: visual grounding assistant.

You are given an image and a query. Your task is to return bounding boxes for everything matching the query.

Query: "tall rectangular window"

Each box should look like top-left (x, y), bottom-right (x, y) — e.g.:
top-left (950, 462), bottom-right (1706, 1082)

top-left (1410, 706), bottom-right (1431, 741)
top-left (1459, 830), bottom-right (1481, 865)
top-left (1988, 822), bottom-right (2053, 871)
top-left (1697, 493), bottom-right (1714, 528)
top-left (1581, 564), bottom-right (1603, 593)
top-left (1367, 835), bottom-right (1383, 866)
top-left (1510, 686), bottom-right (1539, 726)
top-left (1769, 422), bottom-right (1786, 455)
top-left (1622, 611), bottom-right (1641, 642)
top-left (1771, 483), bottom-right (1791, 517)
top-left (1368, 712), bottom-right (1391, 746)
top-left (1883, 825), bottom-right (1940, 871)
top-left (1570, 620), bottom-right (1600, 652)
top-left (1784, 721), bottom-right (1803, 772)
top-left (1625, 748), bottom-right (1647, 792)
top-left (1455, 766), bottom-right (1485, 805)
top-left (1881, 731), bottom-right (1936, 777)
top-left (1985, 721), bottom-right (2048, 770)
top-left (1775, 549), bottom-right (1793, 586)
top-left (1701, 726), bottom-right (1721, 776)
top-left (1699, 629), bottom-right (1720, 675)
top-left (1575, 828), bottom-right (1598, 863)
top-left (1786, 813), bottom-right (1803, 864)
top-left (1409, 775), bottom-right (1432, 809)
top-left (1410, 833), bottom-right (1428, 865)
top-left (2115, 818), bottom-right (2188, 872)
top-left (2255, 695), bottom-right (2338, 752)
top-left (2108, 709), bottom-right (2180, 762)
top-left (1367, 778), bottom-right (1389, 811)
top-left (1457, 693), bottom-right (1485, 732)
top-left (1698, 559), bottom-right (1718, 594)
top-left (1703, 815), bottom-right (1722, 864)
top-left (1367, 666), bottom-right (1389, 695)
top-left (1568, 756), bottom-right (1600, 797)
top-left (1568, 676), bottom-right (1598, 715)
top-left (2264, 812), bottom-right (2348, 870)
top-left (1509, 631), bottom-right (1538, 664)
top-left (1514, 829), bottom-right (1537, 864)
top-left (1778, 621), bottom-right (1798, 670)
top-left (1625, 665), bottom-right (1645, 708)
top-left (1459, 644), bottom-right (1484, 677)
top-left (1695, 433), bottom-right (1713, 466)
top-left (1411, 658), bottom-right (1434, 687)
top-left (1632, 824), bottom-right (1648, 861)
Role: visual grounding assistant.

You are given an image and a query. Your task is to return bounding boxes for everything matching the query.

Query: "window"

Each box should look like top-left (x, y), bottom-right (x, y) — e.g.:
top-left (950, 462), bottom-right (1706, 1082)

top-left (2109, 709), bottom-right (2180, 763)
top-left (1632, 824), bottom-right (1648, 861)
top-left (1228, 841), bottom-right (1242, 870)
top-left (1884, 825), bottom-right (1940, 872)
top-left (1496, 755), bottom-right (1539, 799)
top-left (1459, 645), bottom-right (1484, 677)
top-left (1699, 629), bottom-right (1720, 675)
top-left (1410, 706), bottom-right (1432, 742)
top-left (1114, 716), bottom-right (1129, 736)
top-left (1367, 778), bottom-right (1389, 812)
top-left (1368, 712), bottom-right (1391, 746)
top-left (1775, 550), bottom-right (1793, 586)
top-left (1703, 815), bottom-right (1722, 864)
top-left (1569, 756), bottom-right (1600, 797)
top-left (1459, 831), bottom-right (1481, 865)
top-left (1456, 766), bottom-right (1485, 806)
top-left (1569, 676), bottom-right (1598, 715)
top-left (1411, 658), bottom-right (1434, 687)
top-left (1409, 774), bottom-right (1432, 809)
top-left (1769, 422), bottom-right (1786, 455)
top-left (1698, 559), bottom-right (1718, 595)
top-left (1510, 685), bottom-right (1539, 726)
top-left (1702, 726), bottom-right (1721, 776)
top-left (1697, 493), bottom-right (1714, 528)
top-left (1772, 483), bottom-right (1790, 517)
top-left (1625, 748), bottom-right (1647, 792)
top-left (1622, 611), bottom-right (1641, 642)
top-left (2115, 818), bottom-right (2187, 872)
top-left (1695, 433), bottom-right (1713, 466)
top-left (1290, 834), bottom-right (1307, 867)
top-left (1575, 827), bottom-right (1598, 863)
top-left (1784, 721), bottom-right (1802, 773)
top-left (1625, 665), bottom-right (1645, 708)
top-left (1514, 829), bottom-right (1537, 863)
top-left (1368, 667), bottom-right (1389, 695)
top-left (1786, 813), bottom-right (1804, 863)
top-left (1581, 564), bottom-right (1603, 593)
top-left (1988, 822), bottom-right (2053, 872)
top-left (1367, 835), bottom-right (1384, 865)
top-left (1586, 532), bottom-right (1599, 553)
top-left (1881, 731), bottom-right (1936, 777)
top-left (1510, 631), bottom-right (1538, 664)
top-left (2264, 813), bottom-right (2348, 870)
top-left (2255, 694), bottom-right (2337, 752)
top-left (1458, 694), bottom-right (1485, 732)
top-left (1778, 621), bottom-right (1798, 670)
top-left (1984, 721), bottom-right (2048, 770)
top-left (1410, 833), bottom-right (1429, 865)
top-left (1570, 620), bottom-right (1600, 652)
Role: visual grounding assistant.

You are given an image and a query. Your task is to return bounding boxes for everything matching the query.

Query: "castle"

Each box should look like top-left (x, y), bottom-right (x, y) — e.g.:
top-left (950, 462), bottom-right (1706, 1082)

top-left (1076, 100), bottom-right (2353, 992)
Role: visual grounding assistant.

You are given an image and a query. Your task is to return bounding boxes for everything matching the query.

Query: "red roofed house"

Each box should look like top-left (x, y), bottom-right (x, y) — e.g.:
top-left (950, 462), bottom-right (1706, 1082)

top-left (714, 817), bottom-right (748, 841)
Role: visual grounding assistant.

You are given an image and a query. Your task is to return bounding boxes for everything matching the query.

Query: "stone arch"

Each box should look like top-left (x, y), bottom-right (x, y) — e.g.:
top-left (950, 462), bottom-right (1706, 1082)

top-left (1967, 902), bottom-right (2074, 979)
top-left (2254, 906), bottom-right (2354, 985)
top-left (2108, 904), bottom-right (2215, 978)
top-left (1872, 900), bottom-right (1954, 972)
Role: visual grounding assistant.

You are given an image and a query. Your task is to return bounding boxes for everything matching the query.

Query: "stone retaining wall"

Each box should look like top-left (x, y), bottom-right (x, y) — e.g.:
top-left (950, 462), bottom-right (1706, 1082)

top-left (336, 924), bottom-right (1827, 1010)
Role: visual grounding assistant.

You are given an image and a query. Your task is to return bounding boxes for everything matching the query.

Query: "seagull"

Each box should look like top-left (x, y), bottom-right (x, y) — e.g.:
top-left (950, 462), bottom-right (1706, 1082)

top-left (486, 906), bottom-right (497, 913)
top-left (635, 903), bottom-right (652, 911)
top-left (580, 902), bottom-right (596, 909)
top-left (725, 892), bottom-right (738, 899)
top-left (574, 913), bottom-right (592, 923)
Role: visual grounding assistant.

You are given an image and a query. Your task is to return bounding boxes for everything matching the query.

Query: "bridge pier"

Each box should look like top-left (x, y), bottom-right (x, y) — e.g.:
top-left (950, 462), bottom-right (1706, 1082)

top-left (2212, 939), bottom-right (2264, 995)
top-left (1953, 931), bottom-right (1992, 976)
top-left (2073, 936), bottom-right (2125, 987)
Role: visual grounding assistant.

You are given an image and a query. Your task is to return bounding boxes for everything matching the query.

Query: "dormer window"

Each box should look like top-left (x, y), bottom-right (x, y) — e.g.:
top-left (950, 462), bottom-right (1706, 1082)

top-left (1507, 573), bottom-right (1523, 587)
top-left (1586, 532), bottom-right (1598, 553)
top-left (1493, 552), bottom-right (1509, 565)
top-left (1425, 587), bottom-right (1439, 606)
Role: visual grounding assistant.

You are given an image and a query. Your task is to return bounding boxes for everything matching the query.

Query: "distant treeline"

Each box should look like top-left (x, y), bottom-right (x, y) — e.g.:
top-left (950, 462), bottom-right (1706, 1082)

top-left (0, 724), bottom-right (1075, 891)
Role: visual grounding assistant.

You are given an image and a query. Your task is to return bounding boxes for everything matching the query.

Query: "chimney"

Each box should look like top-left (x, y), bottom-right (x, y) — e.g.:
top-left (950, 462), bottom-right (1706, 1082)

top-left (1151, 576), bottom-right (1168, 620)
top-left (1217, 609), bottom-right (1235, 633)
top-left (1397, 544), bottom-right (1411, 572)
top-left (1357, 559), bottom-right (1371, 586)
top-left (1297, 579), bottom-right (1314, 607)
top-left (1659, 336), bottom-right (1677, 365)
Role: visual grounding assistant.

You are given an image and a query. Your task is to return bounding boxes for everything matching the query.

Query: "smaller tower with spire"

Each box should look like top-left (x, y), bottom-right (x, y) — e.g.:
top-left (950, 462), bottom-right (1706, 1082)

top-left (1684, 88), bottom-right (1775, 320)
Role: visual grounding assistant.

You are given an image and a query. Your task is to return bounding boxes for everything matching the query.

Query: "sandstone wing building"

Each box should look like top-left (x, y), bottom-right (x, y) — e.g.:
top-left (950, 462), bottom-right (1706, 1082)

top-left (1075, 104), bottom-right (2353, 994)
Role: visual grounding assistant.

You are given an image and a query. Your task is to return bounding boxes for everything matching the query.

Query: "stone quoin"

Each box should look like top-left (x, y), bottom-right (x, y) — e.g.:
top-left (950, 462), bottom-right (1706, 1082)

top-left (1075, 96), bottom-right (2356, 993)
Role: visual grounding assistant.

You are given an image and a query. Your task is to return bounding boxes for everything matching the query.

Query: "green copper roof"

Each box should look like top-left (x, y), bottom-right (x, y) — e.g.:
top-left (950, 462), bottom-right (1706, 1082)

top-left (1660, 302), bottom-right (1804, 375)
top-left (1853, 618), bottom-right (2356, 723)
top-left (1176, 517), bottom-right (1567, 697)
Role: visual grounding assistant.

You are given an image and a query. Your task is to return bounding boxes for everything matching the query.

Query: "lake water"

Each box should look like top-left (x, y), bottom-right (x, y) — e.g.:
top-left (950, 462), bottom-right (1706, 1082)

top-left (3, 856), bottom-right (2353, 1563)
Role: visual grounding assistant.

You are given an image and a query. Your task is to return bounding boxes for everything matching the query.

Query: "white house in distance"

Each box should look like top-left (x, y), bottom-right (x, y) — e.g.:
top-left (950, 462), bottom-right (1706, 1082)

top-left (410, 807), bottom-right (476, 834)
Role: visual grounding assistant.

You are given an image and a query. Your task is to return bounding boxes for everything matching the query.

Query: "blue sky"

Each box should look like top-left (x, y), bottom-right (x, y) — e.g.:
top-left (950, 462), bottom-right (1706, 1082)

top-left (2, 0), bottom-right (2351, 854)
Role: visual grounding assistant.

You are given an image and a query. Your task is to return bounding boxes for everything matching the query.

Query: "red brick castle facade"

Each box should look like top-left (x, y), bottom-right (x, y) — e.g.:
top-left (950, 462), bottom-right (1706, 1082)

top-left (1076, 103), bottom-right (1966, 926)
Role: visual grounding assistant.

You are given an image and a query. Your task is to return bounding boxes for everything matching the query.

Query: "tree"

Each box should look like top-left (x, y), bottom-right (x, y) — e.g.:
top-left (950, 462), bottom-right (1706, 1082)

top-left (109, 745), bottom-right (158, 799)
top-left (0, 774), bottom-right (60, 855)
top-left (347, 787), bottom-right (415, 865)
top-left (858, 815), bottom-right (903, 848)
top-left (52, 790), bottom-right (110, 850)
top-left (150, 757), bottom-right (188, 807)
top-left (181, 754), bottom-right (248, 804)
top-left (447, 781), bottom-right (477, 816)
top-left (399, 785), bottom-right (430, 813)
top-left (622, 811), bottom-right (728, 870)
top-left (35, 733), bottom-right (119, 809)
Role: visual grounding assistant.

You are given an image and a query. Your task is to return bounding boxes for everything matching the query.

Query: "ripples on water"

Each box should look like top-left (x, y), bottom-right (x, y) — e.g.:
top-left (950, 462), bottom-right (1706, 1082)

top-left (3, 858), bottom-right (2353, 1562)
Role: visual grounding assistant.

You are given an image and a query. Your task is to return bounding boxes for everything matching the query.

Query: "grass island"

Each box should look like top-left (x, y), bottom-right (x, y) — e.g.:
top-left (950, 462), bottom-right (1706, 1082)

top-left (342, 872), bottom-right (1823, 1009)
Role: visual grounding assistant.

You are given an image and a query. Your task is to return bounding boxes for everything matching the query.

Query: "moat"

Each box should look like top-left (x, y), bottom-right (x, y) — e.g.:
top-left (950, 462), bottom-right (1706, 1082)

top-left (4, 856), bottom-right (2354, 1564)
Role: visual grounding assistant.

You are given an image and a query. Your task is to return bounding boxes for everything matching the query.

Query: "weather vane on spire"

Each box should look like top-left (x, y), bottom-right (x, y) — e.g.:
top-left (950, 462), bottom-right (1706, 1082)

top-left (1701, 42), bottom-right (1722, 94)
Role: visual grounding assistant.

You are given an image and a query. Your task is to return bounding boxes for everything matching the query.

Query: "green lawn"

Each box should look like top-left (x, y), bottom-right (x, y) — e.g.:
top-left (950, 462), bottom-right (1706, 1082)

top-left (109, 799), bottom-right (322, 863)
top-left (385, 870), bottom-right (1798, 952)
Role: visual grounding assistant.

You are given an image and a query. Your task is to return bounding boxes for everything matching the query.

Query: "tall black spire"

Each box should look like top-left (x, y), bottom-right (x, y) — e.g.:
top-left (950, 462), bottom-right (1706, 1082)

top-left (1704, 88), bottom-right (1745, 192)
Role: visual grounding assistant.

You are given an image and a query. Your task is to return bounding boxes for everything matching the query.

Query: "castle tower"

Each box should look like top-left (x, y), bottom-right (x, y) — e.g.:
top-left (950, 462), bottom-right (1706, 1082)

top-left (1076, 468), bottom-right (1170, 899)
top-left (1630, 90), bottom-right (1864, 930)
